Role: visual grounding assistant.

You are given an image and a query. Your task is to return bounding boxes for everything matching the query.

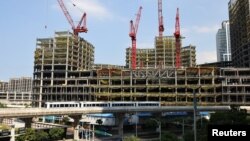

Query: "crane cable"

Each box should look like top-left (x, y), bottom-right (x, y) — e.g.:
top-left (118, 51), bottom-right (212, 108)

top-left (70, 0), bottom-right (84, 13)
top-left (45, 0), bottom-right (48, 29)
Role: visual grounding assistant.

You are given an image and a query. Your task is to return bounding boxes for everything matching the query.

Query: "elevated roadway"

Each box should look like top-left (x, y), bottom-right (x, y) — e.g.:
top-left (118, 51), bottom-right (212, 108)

top-left (0, 106), bottom-right (230, 118)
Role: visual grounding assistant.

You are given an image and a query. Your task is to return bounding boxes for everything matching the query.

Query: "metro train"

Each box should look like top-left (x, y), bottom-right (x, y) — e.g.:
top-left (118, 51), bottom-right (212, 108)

top-left (44, 101), bottom-right (161, 109)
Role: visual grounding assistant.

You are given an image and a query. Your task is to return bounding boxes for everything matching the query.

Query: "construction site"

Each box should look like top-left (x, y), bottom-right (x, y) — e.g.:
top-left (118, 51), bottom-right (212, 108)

top-left (32, 0), bottom-right (250, 107)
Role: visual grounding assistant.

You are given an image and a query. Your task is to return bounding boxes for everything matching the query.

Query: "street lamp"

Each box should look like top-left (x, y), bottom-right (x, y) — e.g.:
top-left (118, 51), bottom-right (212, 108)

top-left (150, 118), bottom-right (161, 141)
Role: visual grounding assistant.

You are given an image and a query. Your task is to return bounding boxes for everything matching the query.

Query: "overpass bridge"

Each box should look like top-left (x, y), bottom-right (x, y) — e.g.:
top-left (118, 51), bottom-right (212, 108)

top-left (0, 106), bottom-right (237, 141)
top-left (0, 106), bottom-right (231, 118)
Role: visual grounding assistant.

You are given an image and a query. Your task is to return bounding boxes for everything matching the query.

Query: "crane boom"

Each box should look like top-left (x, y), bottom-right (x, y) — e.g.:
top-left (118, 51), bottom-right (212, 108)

top-left (158, 0), bottom-right (164, 37)
top-left (134, 7), bottom-right (142, 35)
top-left (174, 8), bottom-right (181, 68)
top-left (129, 6), bottom-right (143, 70)
top-left (57, 0), bottom-right (75, 29)
top-left (57, 0), bottom-right (87, 36)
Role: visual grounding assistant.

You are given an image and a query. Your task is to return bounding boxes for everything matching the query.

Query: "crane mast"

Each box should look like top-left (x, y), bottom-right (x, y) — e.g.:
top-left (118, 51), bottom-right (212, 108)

top-left (158, 0), bottom-right (164, 37)
top-left (174, 8), bottom-right (181, 68)
top-left (57, 0), bottom-right (87, 36)
top-left (129, 6), bottom-right (142, 70)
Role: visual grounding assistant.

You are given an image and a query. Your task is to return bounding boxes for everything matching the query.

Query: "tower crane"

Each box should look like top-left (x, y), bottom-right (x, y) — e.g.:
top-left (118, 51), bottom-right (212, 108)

top-left (174, 8), bottom-right (181, 68)
top-left (129, 6), bottom-right (142, 70)
top-left (158, 0), bottom-right (164, 37)
top-left (57, 0), bottom-right (87, 36)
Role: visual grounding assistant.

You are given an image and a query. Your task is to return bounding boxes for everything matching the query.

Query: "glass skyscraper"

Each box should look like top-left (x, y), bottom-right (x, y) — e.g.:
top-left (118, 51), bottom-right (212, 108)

top-left (216, 20), bottom-right (231, 62)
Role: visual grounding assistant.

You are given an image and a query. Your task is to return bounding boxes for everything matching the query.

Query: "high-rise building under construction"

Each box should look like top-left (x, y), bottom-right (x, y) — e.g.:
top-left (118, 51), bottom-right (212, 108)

top-left (181, 45), bottom-right (196, 67)
top-left (125, 48), bottom-right (155, 68)
top-left (32, 31), bottom-right (94, 107)
top-left (229, 0), bottom-right (250, 67)
top-left (155, 36), bottom-right (176, 68)
top-left (125, 36), bottom-right (196, 68)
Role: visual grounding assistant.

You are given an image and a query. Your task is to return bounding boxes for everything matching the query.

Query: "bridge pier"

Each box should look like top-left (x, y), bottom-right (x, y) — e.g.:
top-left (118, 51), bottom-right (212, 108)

top-left (20, 117), bottom-right (33, 128)
top-left (115, 113), bottom-right (125, 138)
top-left (71, 115), bottom-right (82, 141)
top-left (10, 126), bottom-right (15, 141)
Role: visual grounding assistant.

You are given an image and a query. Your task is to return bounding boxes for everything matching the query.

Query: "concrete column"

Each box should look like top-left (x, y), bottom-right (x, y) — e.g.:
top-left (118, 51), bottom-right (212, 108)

top-left (74, 125), bottom-right (80, 141)
top-left (20, 117), bottom-right (33, 128)
top-left (71, 115), bottom-right (82, 141)
top-left (115, 113), bottom-right (125, 138)
top-left (10, 127), bottom-right (15, 141)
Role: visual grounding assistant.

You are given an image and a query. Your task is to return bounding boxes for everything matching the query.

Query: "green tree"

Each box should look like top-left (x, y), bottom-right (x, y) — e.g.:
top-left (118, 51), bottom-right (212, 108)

top-left (143, 119), bottom-right (158, 129)
top-left (62, 116), bottom-right (71, 125)
top-left (96, 119), bottom-right (103, 125)
top-left (183, 130), bottom-right (194, 141)
top-left (210, 105), bottom-right (248, 125)
top-left (0, 102), bottom-right (6, 108)
top-left (24, 128), bottom-right (37, 141)
top-left (36, 130), bottom-right (49, 141)
top-left (49, 128), bottom-right (64, 140)
top-left (161, 131), bottom-right (180, 141)
top-left (16, 135), bottom-right (25, 141)
top-left (124, 135), bottom-right (140, 141)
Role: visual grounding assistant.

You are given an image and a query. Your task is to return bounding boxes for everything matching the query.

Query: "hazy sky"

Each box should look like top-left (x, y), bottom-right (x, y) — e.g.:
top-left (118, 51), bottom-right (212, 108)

top-left (0, 0), bottom-right (229, 81)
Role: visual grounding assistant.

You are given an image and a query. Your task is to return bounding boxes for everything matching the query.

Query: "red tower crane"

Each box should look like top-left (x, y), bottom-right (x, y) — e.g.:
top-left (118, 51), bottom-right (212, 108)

top-left (158, 0), bottom-right (164, 37)
top-left (129, 6), bottom-right (142, 70)
top-left (57, 0), bottom-right (87, 36)
top-left (174, 8), bottom-right (181, 68)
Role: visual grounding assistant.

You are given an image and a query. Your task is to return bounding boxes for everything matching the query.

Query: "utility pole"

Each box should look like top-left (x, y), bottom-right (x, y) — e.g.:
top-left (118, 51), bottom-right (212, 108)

top-left (135, 112), bottom-right (138, 137)
top-left (150, 118), bottom-right (161, 141)
top-left (182, 119), bottom-right (185, 139)
top-left (193, 89), bottom-right (197, 141)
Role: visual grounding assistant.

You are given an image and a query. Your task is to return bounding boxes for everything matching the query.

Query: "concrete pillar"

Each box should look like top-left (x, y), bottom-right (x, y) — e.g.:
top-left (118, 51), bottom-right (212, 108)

top-left (115, 113), bottom-right (125, 138)
top-left (10, 127), bottom-right (15, 141)
top-left (20, 118), bottom-right (33, 128)
top-left (71, 115), bottom-right (82, 141)
top-left (74, 125), bottom-right (80, 141)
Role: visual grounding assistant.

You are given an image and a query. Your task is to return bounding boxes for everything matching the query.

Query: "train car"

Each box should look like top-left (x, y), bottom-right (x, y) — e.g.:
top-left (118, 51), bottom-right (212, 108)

top-left (44, 101), bottom-right (80, 108)
top-left (110, 101), bottom-right (136, 107)
top-left (44, 101), bottom-right (161, 109)
top-left (80, 101), bottom-right (110, 108)
top-left (136, 101), bottom-right (160, 107)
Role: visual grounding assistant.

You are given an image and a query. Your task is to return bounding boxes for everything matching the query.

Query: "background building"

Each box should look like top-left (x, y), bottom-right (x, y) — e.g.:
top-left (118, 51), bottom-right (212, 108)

top-left (0, 81), bottom-right (8, 92)
top-left (181, 45), bottom-right (196, 67)
top-left (0, 81), bottom-right (8, 101)
top-left (33, 31), bottom-right (95, 107)
top-left (229, 0), bottom-right (250, 67)
top-left (7, 77), bottom-right (32, 104)
top-left (216, 20), bottom-right (231, 62)
top-left (0, 77), bottom-right (32, 105)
